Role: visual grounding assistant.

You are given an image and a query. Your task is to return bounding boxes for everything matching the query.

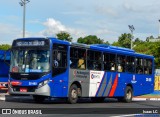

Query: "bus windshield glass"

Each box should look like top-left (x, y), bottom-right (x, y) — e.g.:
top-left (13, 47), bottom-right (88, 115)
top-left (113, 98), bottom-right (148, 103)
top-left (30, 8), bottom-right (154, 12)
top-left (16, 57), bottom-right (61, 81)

top-left (10, 49), bottom-right (50, 73)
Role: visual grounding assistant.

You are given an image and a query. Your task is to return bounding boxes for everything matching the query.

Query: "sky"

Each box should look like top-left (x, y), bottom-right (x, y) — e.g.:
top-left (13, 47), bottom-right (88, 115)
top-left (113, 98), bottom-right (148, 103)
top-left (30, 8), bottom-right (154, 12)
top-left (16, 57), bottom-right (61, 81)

top-left (0, 0), bottom-right (160, 44)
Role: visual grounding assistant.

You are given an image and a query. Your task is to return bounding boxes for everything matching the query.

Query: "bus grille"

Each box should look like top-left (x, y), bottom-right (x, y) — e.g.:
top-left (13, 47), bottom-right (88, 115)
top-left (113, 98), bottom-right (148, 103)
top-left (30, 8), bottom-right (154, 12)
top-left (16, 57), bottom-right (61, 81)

top-left (12, 86), bottom-right (37, 92)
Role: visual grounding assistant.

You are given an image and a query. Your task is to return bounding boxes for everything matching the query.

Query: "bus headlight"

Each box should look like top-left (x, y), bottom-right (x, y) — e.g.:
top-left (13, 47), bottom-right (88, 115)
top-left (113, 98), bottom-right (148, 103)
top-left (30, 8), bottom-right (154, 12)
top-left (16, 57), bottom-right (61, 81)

top-left (38, 79), bottom-right (49, 88)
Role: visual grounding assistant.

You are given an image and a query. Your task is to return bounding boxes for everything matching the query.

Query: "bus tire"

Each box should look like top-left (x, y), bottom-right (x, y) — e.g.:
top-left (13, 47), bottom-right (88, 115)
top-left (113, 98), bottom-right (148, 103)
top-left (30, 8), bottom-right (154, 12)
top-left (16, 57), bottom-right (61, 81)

top-left (33, 95), bottom-right (45, 103)
top-left (123, 86), bottom-right (133, 103)
top-left (68, 84), bottom-right (78, 104)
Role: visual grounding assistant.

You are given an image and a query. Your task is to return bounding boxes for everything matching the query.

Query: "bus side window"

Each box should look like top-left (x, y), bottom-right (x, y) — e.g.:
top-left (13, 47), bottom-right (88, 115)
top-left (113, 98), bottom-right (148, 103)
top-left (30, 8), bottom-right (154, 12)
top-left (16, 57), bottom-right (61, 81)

top-left (144, 59), bottom-right (149, 74)
top-left (126, 56), bottom-right (135, 73)
top-left (117, 55), bottom-right (125, 72)
top-left (136, 58), bottom-right (143, 74)
top-left (103, 53), bottom-right (110, 71)
top-left (110, 54), bottom-right (116, 71)
top-left (70, 47), bottom-right (78, 68)
top-left (87, 50), bottom-right (102, 70)
top-left (70, 47), bottom-right (86, 70)
top-left (52, 44), bottom-right (68, 77)
top-left (147, 59), bottom-right (152, 74)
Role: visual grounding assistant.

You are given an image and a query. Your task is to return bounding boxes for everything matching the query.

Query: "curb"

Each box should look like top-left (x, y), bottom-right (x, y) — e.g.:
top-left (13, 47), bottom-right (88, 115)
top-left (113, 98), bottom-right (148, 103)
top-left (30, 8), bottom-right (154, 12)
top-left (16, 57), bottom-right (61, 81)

top-left (0, 96), bottom-right (5, 100)
top-left (1, 93), bottom-right (160, 101)
top-left (0, 93), bottom-right (7, 101)
top-left (133, 98), bottom-right (160, 101)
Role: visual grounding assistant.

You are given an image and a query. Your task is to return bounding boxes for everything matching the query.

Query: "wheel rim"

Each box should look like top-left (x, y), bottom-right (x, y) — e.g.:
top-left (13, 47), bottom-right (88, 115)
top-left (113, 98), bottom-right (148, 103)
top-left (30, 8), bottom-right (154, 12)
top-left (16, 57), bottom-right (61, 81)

top-left (126, 90), bottom-right (132, 100)
top-left (71, 89), bottom-right (77, 99)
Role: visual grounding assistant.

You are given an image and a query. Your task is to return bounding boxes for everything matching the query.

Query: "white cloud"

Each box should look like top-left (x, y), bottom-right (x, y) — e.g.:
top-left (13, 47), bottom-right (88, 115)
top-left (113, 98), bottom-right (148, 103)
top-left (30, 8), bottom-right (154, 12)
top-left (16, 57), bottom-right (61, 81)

top-left (123, 2), bottom-right (137, 12)
top-left (40, 18), bottom-right (85, 41)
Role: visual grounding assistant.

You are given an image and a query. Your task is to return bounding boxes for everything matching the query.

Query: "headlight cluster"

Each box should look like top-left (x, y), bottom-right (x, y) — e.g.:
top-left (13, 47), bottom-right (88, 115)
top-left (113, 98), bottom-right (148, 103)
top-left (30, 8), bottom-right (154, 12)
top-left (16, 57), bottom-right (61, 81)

top-left (38, 79), bottom-right (50, 88)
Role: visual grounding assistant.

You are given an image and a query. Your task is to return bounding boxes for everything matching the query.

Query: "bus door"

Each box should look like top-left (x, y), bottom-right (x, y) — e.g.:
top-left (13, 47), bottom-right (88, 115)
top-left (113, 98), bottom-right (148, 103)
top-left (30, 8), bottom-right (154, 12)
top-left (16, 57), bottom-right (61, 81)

top-left (52, 43), bottom-right (68, 97)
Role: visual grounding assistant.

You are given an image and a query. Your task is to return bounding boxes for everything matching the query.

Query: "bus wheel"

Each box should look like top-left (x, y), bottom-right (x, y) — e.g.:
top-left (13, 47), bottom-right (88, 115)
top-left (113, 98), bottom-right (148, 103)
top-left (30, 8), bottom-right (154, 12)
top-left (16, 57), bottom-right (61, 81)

top-left (68, 84), bottom-right (78, 104)
top-left (124, 86), bottom-right (133, 103)
top-left (33, 95), bottom-right (45, 103)
top-left (91, 97), bottom-right (105, 103)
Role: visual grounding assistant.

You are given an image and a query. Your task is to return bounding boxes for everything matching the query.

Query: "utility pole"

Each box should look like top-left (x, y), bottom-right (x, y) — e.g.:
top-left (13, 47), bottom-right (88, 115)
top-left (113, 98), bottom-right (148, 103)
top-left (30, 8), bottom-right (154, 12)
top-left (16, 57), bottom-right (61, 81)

top-left (128, 25), bottom-right (135, 49)
top-left (19, 0), bottom-right (30, 38)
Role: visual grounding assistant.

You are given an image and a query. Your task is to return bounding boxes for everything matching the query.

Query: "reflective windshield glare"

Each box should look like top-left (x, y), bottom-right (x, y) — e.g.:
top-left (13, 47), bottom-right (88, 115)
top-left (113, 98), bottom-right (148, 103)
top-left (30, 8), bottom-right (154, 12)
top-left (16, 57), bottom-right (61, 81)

top-left (10, 49), bottom-right (50, 73)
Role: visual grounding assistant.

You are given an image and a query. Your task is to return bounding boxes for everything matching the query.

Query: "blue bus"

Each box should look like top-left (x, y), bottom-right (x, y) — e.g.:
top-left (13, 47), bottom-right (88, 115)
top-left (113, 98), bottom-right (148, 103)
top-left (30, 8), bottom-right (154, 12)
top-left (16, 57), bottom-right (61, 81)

top-left (0, 50), bottom-right (10, 91)
top-left (8, 37), bottom-right (154, 103)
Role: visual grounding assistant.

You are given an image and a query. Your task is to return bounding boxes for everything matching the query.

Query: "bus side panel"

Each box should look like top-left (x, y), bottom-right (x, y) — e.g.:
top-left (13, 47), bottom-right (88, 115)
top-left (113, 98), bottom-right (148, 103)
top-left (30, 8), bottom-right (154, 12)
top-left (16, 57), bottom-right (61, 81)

top-left (50, 71), bottom-right (69, 97)
top-left (95, 72), bottom-right (117, 97)
top-left (68, 70), bottom-right (155, 98)
top-left (110, 73), bottom-right (128, 97)
top-left (101, 72), bottom-right (131, 97)
top-left (133, 74), bottom-right (154, 96)
top-left (112, 73), bottom-right (140, 97)
top-left (69, 69), bottom-right (90, 97)
top-left (0, 60), bottom-right (9, 78)
top-left (0, 60), bottom-right (9, 90)
top-left (113, 73), bottom-right (154, 97)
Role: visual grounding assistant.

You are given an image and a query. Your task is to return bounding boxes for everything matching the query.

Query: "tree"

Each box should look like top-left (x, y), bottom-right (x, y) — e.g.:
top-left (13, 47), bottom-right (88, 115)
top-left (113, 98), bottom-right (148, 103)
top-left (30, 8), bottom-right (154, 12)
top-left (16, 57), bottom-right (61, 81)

top-left (133, 41), bottom-right (160, 68)
top-left (112, 33), bottom-right (160, 68)
top-left (133, 38), bottom-right (143, 47)
top-left (77, 35), bottom-right (104, 44)
top-left (117, 33), bottom-right (132, 48)
top-left (0, 44), bottom-right (11, 50)
top-left (112, 41), bottom-right (121, 46)
top-left (134, 38), bottom-right (142, 43)
top-left (105, 41), bottom-right (110, 45)
top-left (149, 35), bottom-right (154, 39)
top-left (56, 31), bottom-right (72, 42)
top-left (146, 35), bottom-right (154, 42)
top-left (146, 37), bottom-right (150, 42)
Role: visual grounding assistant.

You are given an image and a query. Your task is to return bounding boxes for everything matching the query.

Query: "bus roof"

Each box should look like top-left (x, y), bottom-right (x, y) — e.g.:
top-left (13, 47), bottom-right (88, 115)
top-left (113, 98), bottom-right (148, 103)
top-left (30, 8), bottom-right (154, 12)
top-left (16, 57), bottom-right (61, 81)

top-left (14, 37), bottom-right (154, 59)
top-left (90, 44), bottom-right (153, 58)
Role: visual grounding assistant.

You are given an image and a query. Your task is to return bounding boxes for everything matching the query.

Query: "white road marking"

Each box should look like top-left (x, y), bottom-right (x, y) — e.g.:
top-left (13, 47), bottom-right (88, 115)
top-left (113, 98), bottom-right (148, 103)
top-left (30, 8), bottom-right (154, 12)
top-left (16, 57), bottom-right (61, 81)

top-left (110, 114), bottom-right (135, 117)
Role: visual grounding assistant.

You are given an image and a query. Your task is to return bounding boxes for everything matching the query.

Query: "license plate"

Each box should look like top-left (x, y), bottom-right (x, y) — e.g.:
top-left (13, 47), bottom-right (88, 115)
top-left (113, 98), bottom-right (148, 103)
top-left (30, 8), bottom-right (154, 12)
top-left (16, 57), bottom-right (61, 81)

top-left (20, 88), bottom-right (27, 92)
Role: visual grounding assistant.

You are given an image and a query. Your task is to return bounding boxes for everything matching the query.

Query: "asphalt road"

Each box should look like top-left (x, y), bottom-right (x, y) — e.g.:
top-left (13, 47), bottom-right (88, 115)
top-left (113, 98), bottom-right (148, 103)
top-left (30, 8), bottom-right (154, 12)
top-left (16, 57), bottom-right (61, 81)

top-left (0, 96), bottom-right (160, 117)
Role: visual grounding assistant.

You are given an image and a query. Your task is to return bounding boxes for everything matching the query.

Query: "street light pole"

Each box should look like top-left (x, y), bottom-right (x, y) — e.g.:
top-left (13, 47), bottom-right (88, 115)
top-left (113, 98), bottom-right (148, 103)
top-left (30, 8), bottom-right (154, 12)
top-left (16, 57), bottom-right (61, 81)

top-left (158, 20), bottom-right (160, 38)
top-left (128, 25), bottom-right (135, 49)
top-left (19, 0), bottom-right (30, 38)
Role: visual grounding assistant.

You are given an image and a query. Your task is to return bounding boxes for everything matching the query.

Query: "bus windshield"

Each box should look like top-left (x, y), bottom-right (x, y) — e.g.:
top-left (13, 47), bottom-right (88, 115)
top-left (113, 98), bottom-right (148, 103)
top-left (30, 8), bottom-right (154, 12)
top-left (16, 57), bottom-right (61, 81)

top-left (10, 49), bottom-right (50, 73)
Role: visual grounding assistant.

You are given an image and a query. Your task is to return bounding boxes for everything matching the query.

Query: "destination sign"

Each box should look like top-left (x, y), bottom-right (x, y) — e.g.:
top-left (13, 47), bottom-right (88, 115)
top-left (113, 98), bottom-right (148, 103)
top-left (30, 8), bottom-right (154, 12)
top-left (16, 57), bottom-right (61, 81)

top-left (16, 41), bottom-right (45, 46)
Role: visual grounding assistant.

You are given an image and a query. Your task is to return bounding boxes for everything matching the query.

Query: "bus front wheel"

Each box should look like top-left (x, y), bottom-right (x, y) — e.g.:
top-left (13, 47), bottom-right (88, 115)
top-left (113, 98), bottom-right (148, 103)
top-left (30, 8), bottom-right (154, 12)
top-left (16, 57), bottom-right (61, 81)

top-left (68, 84), bottom-right (79, 104)
top-left (33, 95), bottom-right (46, 103)
top-left (123, 86), bottom-right (133, 103)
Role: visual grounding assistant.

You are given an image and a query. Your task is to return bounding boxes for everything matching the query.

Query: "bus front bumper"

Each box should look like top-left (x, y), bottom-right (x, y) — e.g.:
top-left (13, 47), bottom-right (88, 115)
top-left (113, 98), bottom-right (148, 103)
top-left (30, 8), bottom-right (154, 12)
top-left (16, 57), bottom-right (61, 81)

top-left (8, 84), bottom-right (50, 96)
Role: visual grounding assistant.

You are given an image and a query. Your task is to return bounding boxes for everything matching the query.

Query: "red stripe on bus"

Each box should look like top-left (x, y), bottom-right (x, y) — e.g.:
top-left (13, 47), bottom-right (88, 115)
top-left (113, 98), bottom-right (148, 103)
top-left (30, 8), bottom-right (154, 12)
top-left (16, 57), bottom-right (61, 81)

top-left (109, 74), bottom-right (118, 97)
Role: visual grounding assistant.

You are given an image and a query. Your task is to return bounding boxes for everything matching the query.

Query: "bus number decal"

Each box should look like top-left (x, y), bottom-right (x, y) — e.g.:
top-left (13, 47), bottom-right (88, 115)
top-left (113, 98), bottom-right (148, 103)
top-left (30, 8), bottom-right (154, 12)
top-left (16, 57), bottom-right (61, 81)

top-left (146, 78), bottom-right (152, 82)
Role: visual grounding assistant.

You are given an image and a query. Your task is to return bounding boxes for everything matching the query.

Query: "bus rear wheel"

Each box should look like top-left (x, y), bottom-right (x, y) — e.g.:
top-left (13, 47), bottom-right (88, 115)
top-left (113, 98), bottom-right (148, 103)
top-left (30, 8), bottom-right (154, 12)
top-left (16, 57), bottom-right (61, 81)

top-left (123, 86), bottom-right (133, 103)
top-left (33, 95), bottom-right (46, 103)
top-left (68, 84), bottom-right (79, 104)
